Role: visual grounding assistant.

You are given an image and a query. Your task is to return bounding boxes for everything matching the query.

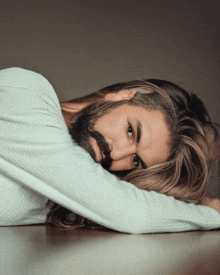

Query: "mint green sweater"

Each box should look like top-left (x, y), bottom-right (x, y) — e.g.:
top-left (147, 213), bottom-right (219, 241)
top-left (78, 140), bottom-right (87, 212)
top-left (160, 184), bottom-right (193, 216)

top-left (0, 67), bottom-right (219, 233)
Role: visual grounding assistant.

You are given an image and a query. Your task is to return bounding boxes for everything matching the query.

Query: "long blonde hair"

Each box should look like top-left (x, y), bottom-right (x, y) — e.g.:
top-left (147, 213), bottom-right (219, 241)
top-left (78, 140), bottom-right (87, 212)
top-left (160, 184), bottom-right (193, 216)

top-left (47, 79), bottom-right (220, 228)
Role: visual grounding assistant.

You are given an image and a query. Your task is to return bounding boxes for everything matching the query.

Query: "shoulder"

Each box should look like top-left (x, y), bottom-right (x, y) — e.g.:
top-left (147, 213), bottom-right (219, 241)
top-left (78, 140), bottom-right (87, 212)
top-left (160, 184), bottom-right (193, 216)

top-left (0, 67), bottom-right (50, 87)
top-left (0, 67), bottom-right (59, 109)
top-left (0, 67), bottom-right (55, 96)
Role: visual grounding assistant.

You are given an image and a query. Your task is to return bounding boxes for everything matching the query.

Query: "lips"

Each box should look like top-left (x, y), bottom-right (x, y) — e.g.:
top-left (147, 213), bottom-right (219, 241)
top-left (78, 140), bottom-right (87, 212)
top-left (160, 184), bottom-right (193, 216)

top-left (89, 137), bottom-right (102, 162)
top-left (95, 140), bottom-right (108, 164)
top-left (88, 131), bottom-right (113, 169)
top-left (95, 140), bottom-right (103, 162)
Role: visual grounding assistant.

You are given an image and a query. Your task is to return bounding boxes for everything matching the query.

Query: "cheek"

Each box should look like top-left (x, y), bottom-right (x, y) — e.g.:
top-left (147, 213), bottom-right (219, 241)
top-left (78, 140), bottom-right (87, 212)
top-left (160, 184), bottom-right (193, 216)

top-left (94, 116), bottom-right (123, 141)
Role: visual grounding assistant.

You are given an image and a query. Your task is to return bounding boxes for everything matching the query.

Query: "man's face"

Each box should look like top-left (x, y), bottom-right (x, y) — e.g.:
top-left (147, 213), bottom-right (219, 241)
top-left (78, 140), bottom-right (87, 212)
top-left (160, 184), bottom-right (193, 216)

top-left (70, 101), bottom-right (170, 171)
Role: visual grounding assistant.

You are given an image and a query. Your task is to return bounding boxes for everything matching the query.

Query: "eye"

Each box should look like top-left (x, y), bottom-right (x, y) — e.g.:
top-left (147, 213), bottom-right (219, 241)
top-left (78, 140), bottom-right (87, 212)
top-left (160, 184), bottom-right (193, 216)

top-left (133, 154), bottom-right (140, 168)
top-left (128, 124), bottom-right (133, 137)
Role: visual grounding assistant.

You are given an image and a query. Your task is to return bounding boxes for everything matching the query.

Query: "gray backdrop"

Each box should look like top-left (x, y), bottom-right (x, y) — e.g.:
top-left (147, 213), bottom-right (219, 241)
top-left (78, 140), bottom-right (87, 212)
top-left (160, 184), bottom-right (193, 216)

top-left (1, 0), bottom-right (219, 196)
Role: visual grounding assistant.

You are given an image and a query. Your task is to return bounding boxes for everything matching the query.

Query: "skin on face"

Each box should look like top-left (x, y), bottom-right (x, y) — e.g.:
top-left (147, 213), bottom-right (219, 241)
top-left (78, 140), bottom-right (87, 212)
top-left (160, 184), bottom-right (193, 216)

top-left (60, 89), bottom-right (138, 129)
top-left (89, 104), bottom-right (171, 171)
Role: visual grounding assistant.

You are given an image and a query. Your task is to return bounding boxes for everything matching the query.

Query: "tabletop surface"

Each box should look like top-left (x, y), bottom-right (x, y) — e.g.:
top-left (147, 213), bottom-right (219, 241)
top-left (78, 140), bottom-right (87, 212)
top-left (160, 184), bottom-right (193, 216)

top-left (1, 225), bottom-right (220, 275)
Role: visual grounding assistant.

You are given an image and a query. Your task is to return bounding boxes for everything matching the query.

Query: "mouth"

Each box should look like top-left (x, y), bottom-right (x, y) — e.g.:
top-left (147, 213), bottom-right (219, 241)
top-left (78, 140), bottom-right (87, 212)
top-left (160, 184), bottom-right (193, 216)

top-left (88, 131), bottom-right (113, 170)
top-left (89, 137), bottom-right (102, 162)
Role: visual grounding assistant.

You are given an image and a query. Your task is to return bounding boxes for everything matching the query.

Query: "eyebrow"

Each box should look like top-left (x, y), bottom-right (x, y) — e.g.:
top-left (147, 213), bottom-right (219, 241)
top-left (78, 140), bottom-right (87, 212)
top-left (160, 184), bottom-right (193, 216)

top-left (136, 120), bottom-right (147, 169)
top-left (137, 120), bottom-right (142, 144)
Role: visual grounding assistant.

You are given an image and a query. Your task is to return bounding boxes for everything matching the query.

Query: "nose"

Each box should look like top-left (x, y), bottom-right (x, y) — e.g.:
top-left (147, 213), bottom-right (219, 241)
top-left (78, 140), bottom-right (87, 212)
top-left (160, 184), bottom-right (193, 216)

top-left (110, 142), bottom-right (136, 161)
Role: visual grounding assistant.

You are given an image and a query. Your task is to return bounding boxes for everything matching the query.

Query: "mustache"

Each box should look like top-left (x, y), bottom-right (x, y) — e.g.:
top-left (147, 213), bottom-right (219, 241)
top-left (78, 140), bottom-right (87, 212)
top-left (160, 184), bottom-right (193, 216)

top-left (89, 130), bottom-right (113, 170)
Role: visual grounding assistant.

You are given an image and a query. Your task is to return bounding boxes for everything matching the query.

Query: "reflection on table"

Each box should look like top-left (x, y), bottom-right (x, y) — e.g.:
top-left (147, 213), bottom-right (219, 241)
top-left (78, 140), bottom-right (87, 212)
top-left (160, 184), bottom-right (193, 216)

top-left (1, 225), bottom-right (220, 275)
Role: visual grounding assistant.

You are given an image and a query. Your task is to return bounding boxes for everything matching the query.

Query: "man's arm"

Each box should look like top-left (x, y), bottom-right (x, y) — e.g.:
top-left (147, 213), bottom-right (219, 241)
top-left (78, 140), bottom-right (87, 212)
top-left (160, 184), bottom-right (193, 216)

top-left (200, 197), bottom-right (220, 213)
top-left (0, 67), bottom-right (220, 233)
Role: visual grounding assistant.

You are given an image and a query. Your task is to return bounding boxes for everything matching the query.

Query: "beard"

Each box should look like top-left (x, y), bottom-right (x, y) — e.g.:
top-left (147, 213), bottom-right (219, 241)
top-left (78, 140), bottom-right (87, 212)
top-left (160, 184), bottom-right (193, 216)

top-left (69, 101), bottom-right (125, 170)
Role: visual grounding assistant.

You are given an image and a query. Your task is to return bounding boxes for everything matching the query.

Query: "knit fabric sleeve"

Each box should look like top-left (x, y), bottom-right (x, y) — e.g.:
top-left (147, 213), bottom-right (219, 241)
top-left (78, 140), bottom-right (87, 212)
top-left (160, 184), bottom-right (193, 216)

top-left (0, 67), bottom-right (220, 233)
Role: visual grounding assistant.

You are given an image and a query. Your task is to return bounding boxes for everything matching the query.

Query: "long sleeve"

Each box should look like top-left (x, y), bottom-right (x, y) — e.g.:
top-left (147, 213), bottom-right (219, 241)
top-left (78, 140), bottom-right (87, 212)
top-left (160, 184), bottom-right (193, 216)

top-left (0, 67), bottom-right (220, 233)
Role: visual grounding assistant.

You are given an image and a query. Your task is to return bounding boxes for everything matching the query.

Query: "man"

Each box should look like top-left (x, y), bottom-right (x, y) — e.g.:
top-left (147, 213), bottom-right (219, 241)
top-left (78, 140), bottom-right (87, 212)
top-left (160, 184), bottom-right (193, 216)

top-left (0, 67), bottom-right (220, 233)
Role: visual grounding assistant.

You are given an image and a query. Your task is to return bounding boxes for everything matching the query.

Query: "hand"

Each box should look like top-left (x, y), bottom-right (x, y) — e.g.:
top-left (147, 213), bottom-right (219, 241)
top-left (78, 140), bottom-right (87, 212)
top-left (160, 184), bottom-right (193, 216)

top-left (104, 90), bottom-right (136, 102)
top-left (200, 196), bottom-right (220, 214)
